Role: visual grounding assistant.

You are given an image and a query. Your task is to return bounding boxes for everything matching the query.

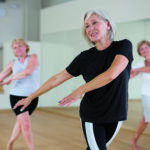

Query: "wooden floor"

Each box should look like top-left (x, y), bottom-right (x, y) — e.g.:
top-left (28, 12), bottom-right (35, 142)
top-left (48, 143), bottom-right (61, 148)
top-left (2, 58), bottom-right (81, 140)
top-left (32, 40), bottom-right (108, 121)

top-left (0, 107), bottom-right (150, 150)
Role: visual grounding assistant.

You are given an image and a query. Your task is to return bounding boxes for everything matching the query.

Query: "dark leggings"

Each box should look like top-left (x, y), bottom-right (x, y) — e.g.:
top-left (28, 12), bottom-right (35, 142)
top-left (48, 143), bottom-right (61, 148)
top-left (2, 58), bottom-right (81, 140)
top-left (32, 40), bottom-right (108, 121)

top-left (81, 119), bottom-right (123, 150)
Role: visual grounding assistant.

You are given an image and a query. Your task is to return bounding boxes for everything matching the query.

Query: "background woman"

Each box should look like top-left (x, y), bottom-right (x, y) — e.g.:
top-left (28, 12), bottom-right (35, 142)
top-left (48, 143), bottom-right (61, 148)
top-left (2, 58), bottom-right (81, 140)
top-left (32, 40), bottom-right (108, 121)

top-left (14, 9), bottom-right (133, 150)
top-left (0, 38), bottom-right (39, 150)
top-left (130, 40), bottom-right (150, 150)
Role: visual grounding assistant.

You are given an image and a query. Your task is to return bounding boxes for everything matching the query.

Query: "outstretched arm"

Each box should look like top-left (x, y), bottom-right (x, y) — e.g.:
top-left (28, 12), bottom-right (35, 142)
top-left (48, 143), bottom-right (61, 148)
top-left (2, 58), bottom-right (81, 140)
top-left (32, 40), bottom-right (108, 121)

top-left (13, 70), bottom-right (73, 110)
top-left (59, 55), bottom-right (129, 106)
top-left (0, 61), bottom-right (14, 82)
top-left (130, 66), bottom-right (150, 79)
top-left (134, 66), bottom-right (150, 73)
top-left (0, 54), bottom-right (39, 85)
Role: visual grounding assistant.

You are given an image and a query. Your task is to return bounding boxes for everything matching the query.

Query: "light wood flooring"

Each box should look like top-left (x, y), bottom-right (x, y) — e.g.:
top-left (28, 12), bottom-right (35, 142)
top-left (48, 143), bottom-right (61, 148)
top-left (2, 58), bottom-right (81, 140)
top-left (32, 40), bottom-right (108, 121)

top-left (0, 107), bottom-right (150, 150)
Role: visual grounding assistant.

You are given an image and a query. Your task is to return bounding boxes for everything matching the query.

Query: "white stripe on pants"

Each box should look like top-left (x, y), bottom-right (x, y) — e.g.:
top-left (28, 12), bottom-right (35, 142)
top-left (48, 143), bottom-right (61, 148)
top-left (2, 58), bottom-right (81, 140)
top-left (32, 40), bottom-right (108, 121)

top-left (84, 121), bottom-right (123, 150)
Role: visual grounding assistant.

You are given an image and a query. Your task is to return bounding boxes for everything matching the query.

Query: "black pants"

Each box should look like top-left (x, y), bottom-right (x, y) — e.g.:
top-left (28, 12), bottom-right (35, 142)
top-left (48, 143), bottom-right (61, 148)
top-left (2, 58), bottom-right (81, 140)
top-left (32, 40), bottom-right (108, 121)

top-left (10, 95), bottom-right (38, 116)
top-left (81, 119), bottom-right (122, 150)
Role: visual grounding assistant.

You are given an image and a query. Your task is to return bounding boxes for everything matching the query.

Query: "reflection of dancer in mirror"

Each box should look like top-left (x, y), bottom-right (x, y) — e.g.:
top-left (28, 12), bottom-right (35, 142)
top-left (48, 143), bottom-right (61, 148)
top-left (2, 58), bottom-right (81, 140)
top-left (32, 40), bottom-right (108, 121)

top-left (130, 40), bottom-right (150, 150)
top-left (0, 38), bottom-right (39, 150)
top-left (14, 9), bottom-right (133, 150)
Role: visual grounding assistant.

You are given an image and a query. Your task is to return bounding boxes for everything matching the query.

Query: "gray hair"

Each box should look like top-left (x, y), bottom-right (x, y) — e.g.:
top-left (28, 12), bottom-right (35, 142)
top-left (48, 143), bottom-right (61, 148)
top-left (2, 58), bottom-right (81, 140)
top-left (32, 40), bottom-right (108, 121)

top-left (82, 9), bottom-right (116, 46)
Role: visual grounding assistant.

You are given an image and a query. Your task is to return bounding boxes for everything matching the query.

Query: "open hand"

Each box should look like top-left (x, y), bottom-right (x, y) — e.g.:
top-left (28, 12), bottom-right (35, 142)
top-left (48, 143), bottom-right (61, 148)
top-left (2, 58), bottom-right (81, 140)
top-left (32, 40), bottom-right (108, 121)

top-left (13, 98), bottom-right (32, 111)
top-left (130, 69), bottom-right (139, 78)
top-left (0, 78), bottom-right (12, 85)
top-left (58, 90), bottom-right (83, 107)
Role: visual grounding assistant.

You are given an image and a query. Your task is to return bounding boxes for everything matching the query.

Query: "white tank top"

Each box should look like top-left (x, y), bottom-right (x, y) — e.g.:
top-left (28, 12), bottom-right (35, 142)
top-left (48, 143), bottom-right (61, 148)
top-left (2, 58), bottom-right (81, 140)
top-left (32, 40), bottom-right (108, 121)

top-left (10, 55), bottom-right (39, 96)
top-left (133, 61), bottom-right (150, 97)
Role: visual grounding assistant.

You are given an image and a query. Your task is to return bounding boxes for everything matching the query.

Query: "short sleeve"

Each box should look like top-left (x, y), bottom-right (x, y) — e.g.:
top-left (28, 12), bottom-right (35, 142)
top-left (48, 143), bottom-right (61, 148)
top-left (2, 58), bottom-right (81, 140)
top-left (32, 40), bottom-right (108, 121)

top-left (66, 53), bottom-right (82, 77)
top-left (116, 39), bottom-right (133, 62)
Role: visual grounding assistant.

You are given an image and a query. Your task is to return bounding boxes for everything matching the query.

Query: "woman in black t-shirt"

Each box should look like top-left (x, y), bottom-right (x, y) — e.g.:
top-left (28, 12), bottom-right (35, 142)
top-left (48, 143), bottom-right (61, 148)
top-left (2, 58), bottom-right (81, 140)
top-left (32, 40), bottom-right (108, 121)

top-left (14, 9), bottom-right (133, 150)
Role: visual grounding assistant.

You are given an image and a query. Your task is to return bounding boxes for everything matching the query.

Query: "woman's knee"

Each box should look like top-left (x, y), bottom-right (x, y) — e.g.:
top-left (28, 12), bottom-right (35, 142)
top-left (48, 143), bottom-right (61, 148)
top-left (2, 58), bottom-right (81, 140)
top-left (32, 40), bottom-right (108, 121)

top-left (17, 112), bottom-right (31, 130)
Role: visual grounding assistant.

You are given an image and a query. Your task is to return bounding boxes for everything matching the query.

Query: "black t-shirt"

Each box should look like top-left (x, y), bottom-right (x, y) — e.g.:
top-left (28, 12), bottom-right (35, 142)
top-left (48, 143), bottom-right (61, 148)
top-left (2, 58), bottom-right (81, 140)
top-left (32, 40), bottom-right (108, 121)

top-left (66, 39), bottom-right (133, 123)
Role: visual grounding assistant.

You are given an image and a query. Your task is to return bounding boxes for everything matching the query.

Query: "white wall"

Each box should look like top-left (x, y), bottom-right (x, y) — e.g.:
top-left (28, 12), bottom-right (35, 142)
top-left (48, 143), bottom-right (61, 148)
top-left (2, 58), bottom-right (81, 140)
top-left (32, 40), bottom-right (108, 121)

top-left (0, 0), bottom-right (24, 46)
top-left (0, 0), bottom-right (41, 46)
top-left (0, 41), bottom-right (41, 109)
top-left (23, 0), bottom-right (41, 41)
top-left (41, 0), bottom-right (150, 34)
top-left (0, 48), bottom-right (3, 71)
top-left (42, 0), bottom-right (73, 8)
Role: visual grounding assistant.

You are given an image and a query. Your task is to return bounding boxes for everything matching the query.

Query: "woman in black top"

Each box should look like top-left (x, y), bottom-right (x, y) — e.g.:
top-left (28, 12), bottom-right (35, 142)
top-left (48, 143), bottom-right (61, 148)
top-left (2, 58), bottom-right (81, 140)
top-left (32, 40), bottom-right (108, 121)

top-left (14, 9), bottom-right (133, 150)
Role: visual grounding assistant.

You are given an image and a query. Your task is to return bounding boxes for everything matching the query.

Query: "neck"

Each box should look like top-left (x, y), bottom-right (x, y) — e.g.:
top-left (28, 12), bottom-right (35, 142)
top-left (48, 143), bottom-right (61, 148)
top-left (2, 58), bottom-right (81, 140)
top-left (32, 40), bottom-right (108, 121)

top-left (18, 55), bottom-right (27, 63)
top-left (96, 39), bottom-right (112, 51)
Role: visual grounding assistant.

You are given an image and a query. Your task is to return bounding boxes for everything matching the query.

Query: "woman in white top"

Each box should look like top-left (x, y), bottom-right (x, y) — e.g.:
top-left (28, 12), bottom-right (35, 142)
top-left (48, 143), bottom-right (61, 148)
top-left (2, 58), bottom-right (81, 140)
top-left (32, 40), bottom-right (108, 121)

top-left (0, 38), bottom-right (39, 150)
top-left (130, 40), bottom-right (150, 150)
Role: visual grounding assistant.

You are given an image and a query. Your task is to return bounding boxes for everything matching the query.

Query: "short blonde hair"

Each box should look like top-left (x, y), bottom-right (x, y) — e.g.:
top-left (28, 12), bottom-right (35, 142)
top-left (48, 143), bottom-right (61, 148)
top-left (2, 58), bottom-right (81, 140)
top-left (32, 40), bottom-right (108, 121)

top-left (137, 40), bottom-right (150, 56)
top-left (11, 38), bottom-right (30, 53)
top-left (82, 8), bottom-right (116, 46)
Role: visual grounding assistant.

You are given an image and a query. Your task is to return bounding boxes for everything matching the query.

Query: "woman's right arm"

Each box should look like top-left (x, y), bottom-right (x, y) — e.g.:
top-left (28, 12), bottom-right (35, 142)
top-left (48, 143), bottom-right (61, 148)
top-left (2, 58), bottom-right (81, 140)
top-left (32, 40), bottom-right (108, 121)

top-left (0, 61), bottom-right (14, 82)
top-left (13, 69), bottom-right (73, 110)
top-left (130, 65), bottom-right (150, 79)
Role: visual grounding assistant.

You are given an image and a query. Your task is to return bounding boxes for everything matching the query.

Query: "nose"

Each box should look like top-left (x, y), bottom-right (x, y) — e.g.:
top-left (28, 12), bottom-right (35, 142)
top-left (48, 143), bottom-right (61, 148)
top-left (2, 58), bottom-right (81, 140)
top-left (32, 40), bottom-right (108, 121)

top-left (15, 48), bottom-right (21, 53)
top-left (143, 48), bottom-right (147, 52)
top-left (89, 25), bottom-right (94, 30)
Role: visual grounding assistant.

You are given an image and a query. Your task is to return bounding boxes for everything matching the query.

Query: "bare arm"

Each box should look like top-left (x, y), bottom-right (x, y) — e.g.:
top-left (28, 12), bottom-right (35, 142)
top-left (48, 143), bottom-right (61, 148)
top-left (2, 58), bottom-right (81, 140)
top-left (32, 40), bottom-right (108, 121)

top-left (0, 61), bottom-right (14, 82)
top-left (59, 55), bottom-right (129, 106)
top-left (29, 70), bottom-right (73, 100)
top-left (11, 54), bottom-right (39, 80)
top-left (130, 66), bottom-right (150, 79)
top-left (134, 66), bottom-right (150, 73)
top-left (0, 54), bottom-right (39, 85)
top-left (13, 70), bottom-right (73, 110)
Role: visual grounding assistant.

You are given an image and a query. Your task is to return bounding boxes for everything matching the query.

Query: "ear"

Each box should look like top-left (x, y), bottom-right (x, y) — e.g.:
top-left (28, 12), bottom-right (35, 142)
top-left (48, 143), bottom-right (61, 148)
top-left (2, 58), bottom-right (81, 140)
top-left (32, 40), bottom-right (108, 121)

top-left (107, 21), bottom-right (111, 30)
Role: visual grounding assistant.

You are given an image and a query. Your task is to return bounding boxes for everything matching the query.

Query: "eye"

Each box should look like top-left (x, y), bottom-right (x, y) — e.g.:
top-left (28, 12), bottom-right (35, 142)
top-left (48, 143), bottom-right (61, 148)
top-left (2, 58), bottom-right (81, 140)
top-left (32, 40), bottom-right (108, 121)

top-left (92, 21), bottom-right (97, 25)
top-left (145, 46), bottom-right (149, 49)
top-left (85, 24), bottom-right (89, 29)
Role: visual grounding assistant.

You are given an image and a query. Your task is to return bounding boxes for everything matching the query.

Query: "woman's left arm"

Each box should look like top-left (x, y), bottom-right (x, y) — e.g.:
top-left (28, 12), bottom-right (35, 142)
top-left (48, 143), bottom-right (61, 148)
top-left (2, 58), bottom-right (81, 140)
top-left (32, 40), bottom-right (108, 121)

top-left (59, 55), bottom-right (129, 106)
top-left (1, 54), bottom-right (39, 85)
top-left (133, 66), bottom-right (150, 74)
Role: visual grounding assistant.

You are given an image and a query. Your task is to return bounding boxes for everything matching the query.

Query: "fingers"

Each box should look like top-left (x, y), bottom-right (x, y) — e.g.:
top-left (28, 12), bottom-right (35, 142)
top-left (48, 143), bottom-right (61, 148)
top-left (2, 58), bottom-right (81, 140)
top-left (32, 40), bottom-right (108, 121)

top-left (13, 99), bottom-right (25, 110)
top-left (58, 97), bottom-right (73, 107)
top-left (0, 80), bottom-right (11, 85)
top-left (20, 105), bottom-right (27, 112)
top-left (58, 97), bottom-right (65, 105)
top-left (66, 101), bottom-right (72, 107)
top-left (58, 100), bottom-right (64, 106)
top-left (58, 97), bottom-right (68, 106)
top-left (13, 101), bottom-right (21, 109)
top-left (0, 82), bottom-right (9, 86)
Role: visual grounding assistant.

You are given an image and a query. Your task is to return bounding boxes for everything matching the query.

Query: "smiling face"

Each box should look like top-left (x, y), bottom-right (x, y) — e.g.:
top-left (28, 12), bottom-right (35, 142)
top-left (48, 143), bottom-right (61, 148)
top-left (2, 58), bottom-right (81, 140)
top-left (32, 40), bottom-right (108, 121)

top-left (139, 43), bottom-right (150, 59)
top-left (13, 43), bottom-right (27, 57)
top-left (84, 14), bottom-right (111, 44)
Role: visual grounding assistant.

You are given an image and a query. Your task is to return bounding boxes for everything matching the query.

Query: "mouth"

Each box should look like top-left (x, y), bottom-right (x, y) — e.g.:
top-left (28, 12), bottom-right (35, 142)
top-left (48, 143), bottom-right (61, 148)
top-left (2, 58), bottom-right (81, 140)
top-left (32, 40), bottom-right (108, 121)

top-left (90, 32), bottom-right (98, 38)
